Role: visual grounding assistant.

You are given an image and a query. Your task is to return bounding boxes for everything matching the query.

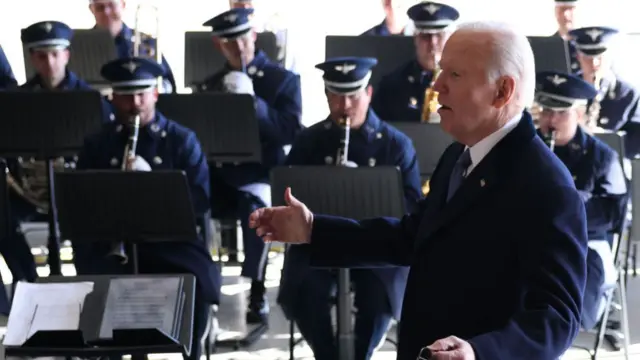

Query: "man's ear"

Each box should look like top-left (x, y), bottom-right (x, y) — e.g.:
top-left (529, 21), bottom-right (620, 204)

top-left (212, 37), bottom-right (222, 50)
top-left (492, 75), bottom-right (516, 109)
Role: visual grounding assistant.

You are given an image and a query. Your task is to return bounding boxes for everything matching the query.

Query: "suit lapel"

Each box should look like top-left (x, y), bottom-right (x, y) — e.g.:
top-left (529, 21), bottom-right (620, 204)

top-left (414, 112), bottom-right (537, 248)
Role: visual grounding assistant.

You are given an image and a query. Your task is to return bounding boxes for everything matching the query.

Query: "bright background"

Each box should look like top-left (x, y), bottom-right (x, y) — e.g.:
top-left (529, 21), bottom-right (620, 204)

top-left (0, 0), bottom-right (638, 126)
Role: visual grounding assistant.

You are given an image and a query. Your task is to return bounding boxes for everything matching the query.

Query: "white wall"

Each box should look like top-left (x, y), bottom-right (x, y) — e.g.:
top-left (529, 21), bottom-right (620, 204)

top-left (0, 0), bottom-right (637, 126)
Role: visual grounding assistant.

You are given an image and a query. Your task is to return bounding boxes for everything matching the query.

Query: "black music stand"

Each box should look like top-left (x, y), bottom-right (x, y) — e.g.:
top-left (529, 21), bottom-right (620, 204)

top-left (527, 36), bottom-right (571, 73)
top-left (271, 166), bottom-right (405, 360)
top-left (0, 91), bottom-right (104, 276)
top-left (4, 274), bottom-right (195, 358)
top-left (22, 29), bottom-right (117, 86)
top-left (54, 170), bottom-right (198, 275)
top-left (157, 93), bottom-right (261, 163)
top-left (0, 160), bottom-right (8, 242)
top-left (392, 122), bottom-right (453, 182)
top-left (184, 31), bottom-right (279, 88)
top-left (325, 35), bottom-right (415, 89)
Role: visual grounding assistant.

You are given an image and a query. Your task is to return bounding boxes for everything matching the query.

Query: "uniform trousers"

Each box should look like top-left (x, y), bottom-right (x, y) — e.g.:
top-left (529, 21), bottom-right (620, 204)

top-left (289, 268), bottom-right (393, 360)
top-left (209, 176), bottom-right (270, 281)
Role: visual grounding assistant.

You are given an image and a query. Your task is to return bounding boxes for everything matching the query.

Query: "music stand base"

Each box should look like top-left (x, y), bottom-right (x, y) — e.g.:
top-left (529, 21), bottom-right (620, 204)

top-left (213, 322), bottom-right (269, 351)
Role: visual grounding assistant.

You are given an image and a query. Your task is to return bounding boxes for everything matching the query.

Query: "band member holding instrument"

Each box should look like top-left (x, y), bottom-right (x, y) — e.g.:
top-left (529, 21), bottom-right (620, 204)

top-left (371, 2), bottom-right (459, 123)
top-left (569, 26), bottom-right (640, 158)
top-left (88, 0), bottom-right (177, 93)
top-left (198, 7), bottom-right (303, 324)
top-left (74, 57), bottom-right (220, 360)
top-left (20, 21), bottom-right (114, 119)
top-left (361, 0), bottom-right (414, 36)
top-left (0, 20), bottom-right (115, 316)
top-left (279, 57), bottom-right (421, 360)
top-left (553, 0), bottom-right (581, 74)
top-left (0, 46), bottom-right (17, 89)
top-left (535, 70), bottom-right (627, 331)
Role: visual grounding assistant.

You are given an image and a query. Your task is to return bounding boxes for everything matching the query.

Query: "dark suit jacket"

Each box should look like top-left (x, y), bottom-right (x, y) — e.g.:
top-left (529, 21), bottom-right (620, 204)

top-left (308, 111), bottom-right (588, 360)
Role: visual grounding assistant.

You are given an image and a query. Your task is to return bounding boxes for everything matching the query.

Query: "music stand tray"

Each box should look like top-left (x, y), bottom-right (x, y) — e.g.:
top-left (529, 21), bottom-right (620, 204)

top-left (184, 31), bottom-right (279, 88)
top-left (325, 35), bottom-right (415, 89)
top-left (271, 166), bottom-right (405, 360)
top-left (157, 93), bottom-right (262, 163)
top-left (54, 170), bottom-right (198, 274)
top-left (0, 91), bottom-right (105, 275)
top-left (4, 274), bottom-right (195, 358)
top-left (391, 122), bottom-right (453, 178)
top-left (527, 36), bottom-right (571, 73)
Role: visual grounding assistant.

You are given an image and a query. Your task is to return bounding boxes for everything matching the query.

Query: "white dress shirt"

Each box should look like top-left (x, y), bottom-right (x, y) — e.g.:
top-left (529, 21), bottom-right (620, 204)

top-left (464, 113), bottom-right (522, 175)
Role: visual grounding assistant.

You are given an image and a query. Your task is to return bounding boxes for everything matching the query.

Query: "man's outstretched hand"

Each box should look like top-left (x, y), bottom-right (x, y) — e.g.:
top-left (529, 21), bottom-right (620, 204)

top-left (248, 187), bottom-right (313, 244)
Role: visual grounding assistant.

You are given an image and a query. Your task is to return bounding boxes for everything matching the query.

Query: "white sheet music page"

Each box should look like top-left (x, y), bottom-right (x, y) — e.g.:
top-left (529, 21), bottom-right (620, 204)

top-left (2, 281), bottom-right (95, 346)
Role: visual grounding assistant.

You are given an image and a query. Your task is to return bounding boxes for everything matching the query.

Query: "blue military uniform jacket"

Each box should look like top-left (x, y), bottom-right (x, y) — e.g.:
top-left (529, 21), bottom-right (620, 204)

top-left (0, 46), bottom-right (17, 89)
top-left (110, 24), bottom-right (177, 93)
top-left (75, 112), bottom-right (221, 304)
top-left (278, 110), bottom-right (422, 320)
top-left (371, 59), bottom-right (434, 122)
top-left (538, 126), bottom-right (627, 329)
top-left (198, 50), bottom-right (303, 187)
top-left (589, 75), bottom-right (640, 158)
top-left (20, 69), bottom-right (114, 122)
top-left (307, 111), bottom-right (588, 360)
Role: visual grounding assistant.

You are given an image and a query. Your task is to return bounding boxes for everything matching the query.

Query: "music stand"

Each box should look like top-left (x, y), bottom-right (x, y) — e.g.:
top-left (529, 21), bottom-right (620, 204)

top-left (4, 274), bottom-right (195, 359)
top-left (0, 91), bottom-right (104, 275)
top-left (54, 170), bottom-right (197, 274)
top-left (22, 29), bottom-right (117, 86)
top-left (392, 122), bottom-right (453, 182)
top-left (325, 35), bottom-right (415, 89)
top-left (271, 166), bottom-right (405, 360)
top-left (527, 36), bottom-right (571, 73)
top-left (157, 93), bottom-right (261, 163)
top-left (184, 31), bottom-right (279, 88)
top-left (0, 160), bottom-right (8, 243)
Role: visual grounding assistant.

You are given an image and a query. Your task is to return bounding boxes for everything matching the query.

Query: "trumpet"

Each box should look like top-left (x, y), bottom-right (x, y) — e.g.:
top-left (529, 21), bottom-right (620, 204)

top-left (108, 115), bottom-right (141, 265)
top-left (421, 63), bottom-right (442, 123)
top-left (133, 4), bottom-right (164, 92)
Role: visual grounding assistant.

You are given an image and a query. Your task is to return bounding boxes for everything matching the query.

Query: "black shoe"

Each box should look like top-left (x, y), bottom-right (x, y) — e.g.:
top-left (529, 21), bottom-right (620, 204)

top-left (246, 281), bottom-right (269, 324)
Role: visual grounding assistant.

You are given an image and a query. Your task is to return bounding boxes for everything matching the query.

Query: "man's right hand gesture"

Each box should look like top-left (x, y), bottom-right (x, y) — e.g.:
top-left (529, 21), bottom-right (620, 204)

top-left (248, 187), bottom-right (313, 244)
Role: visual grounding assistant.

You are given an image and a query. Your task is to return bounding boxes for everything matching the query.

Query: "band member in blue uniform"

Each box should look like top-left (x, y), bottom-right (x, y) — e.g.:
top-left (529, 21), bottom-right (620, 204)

top-left (371, 1), bottom-right (459, 123)
top-left (74, 57), bottom-right (219, 360)
top-left (535, 70), bottom-right (627, 330)
top-left (553, 0), bottom-right (581, 74)
top-left (20, 21), bottom-right (114, 119)
top-left (0, 46), bottom-right (17, 89)
top-left (198, 7), bottom-right (303, 323)
top-left (361, 0), bottom-right (414, 36)
top-left (279, 57), bottom-right (421, 360)
top-left (88, 0), bottom-right (177, 93)
top-left (570, 26), bottom-right (640, 158)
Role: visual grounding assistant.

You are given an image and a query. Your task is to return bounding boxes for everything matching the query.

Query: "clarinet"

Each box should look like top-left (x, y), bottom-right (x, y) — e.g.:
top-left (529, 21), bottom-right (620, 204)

top-left (544, 128), bottom-right (556, 152)
top-left (109, 114), bottom-right (141, 265)
top-left (335, 116), bottom-right (351, 166)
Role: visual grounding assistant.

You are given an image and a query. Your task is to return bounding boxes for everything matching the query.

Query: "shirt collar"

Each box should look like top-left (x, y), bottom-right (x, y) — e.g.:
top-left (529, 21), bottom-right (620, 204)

top-left (466, 113), bottom-right (521, 171)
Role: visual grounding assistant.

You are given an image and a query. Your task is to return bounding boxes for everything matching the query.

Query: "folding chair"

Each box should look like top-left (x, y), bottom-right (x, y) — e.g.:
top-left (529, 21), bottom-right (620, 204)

top-left (577, 132), bottom-right (634, 359)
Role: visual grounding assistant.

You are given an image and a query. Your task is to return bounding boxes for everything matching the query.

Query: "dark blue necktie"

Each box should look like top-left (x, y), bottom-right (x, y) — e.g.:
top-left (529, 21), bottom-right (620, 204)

top-left (447, 149), bottom-right (472, 202)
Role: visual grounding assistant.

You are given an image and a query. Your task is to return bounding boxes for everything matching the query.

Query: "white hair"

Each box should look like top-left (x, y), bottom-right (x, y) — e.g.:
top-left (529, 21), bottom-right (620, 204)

top-left (454, 21), bottom-right (536, 112)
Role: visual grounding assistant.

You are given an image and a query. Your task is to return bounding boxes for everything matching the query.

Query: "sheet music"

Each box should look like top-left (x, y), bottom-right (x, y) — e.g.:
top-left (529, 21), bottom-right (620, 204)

top-left (99, 277), bottom-right (182, 339)
top-left (3, 281), bottom-right (94, 346)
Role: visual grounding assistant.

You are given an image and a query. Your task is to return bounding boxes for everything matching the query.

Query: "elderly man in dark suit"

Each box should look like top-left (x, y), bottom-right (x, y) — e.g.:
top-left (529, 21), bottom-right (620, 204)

top-left (249, 21), bottom-right (588, 360)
